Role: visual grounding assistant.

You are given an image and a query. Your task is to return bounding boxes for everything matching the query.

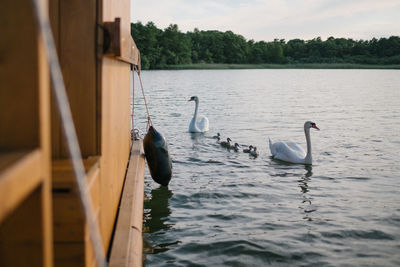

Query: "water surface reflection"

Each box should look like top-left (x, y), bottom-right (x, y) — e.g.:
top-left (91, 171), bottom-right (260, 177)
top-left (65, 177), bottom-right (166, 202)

top-left (144, 186), bottom-right (173, 233)
top-left (136, 70), bottom-right (400, 266)
top-left (299, 165), bottom-right (316, 220)
top-left (143, 186), bottom-right (180, 254)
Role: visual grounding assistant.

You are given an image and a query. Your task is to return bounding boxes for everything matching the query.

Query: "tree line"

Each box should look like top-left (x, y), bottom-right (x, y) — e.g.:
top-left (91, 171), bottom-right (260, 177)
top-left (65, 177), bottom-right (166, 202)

top-left (131, 22), bottom-right (400, 69)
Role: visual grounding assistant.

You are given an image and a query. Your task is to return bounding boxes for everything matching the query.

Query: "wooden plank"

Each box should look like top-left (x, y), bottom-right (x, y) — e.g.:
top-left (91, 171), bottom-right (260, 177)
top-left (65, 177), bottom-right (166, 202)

top-left (54, 242), bottom-right (85, 267)
top-left (0, 0), bottom-right (39, 150)
top-left (0, 186), bottom-right (45, 267)
top-left (100, 56), bottom-right (131, 247)
top-left (50, 0), bottom-right (98, 158)
top-left (88, 166), bottom-right (101, 213)
top-left (96, 0), bottom-right (103, 158)
top-left (52, 207), bottom-right (100, 265)
top-left (109, 140), bottom-right (145, 267)
top-left (41, 176), bottom-right (54, 267)
top-left (52, 193), bottom-right (100, 242)
top-left (52, 157), bottom-right (100, 190)
top-left (0, 151), bottom-right (30, 172)
top-left (52, 157), bottom-right (101, 242)
top-left (52, 208), bottom-right (100, 264)
top-left (49, 0), bottom-right (62, 158)
top-left (121, 35), bottom-right (140, 66)
top-left (52, 157), bottom-right (101, 266)
top-left (53, 195), bottom-right (84, 242)
top-left (52, 196), bottom-right (101, 241)
top-left (37, 0), bottom-right (54, 263)
top-left (0, 149), bottom-right (43, 222)
top-left (84, 208), bottom-right (101, 267)
top-left (103, 18), bottom-right (140, 65)
top-left (85, 236), bottom-right (95, 267)
top-left (100, 0), bottom-right (132, 250)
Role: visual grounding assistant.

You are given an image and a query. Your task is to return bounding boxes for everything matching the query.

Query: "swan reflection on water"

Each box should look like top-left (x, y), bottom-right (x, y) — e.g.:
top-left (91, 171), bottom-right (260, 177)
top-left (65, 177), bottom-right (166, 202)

top-left (143, 186), bottom-right (180, 254)
top-left (298, 165), bottom-right (316, 220)
top-left (299, 165), bottom-right (313, 194)
top-left (189, 132), bottom-right (205, 141)
top-left (189, 132), bottom-right (209, 153)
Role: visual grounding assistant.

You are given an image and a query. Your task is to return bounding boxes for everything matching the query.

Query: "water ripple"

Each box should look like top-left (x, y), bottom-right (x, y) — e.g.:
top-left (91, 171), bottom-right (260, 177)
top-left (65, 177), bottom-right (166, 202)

top-left (321, 229), bottom-right (395, 240)
top-left (138, 70), bottom-right (400, 267)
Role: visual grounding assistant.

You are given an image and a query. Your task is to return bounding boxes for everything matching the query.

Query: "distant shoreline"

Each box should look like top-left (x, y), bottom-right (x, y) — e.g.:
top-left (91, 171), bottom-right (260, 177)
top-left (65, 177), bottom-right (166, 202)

top-left (158, 63), bottom-right (400, 70)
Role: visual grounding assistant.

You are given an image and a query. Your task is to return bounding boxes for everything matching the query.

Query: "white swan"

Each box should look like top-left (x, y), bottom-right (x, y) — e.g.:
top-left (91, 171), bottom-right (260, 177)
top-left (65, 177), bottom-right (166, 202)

top-left (188, 96), bottom-right (209, 133)
top-left (269, 121), bottom-right (320, 165)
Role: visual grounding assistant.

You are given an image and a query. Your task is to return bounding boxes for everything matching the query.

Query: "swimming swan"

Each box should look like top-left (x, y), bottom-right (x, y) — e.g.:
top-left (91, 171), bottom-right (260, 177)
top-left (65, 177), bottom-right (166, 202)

top-left (213, 133), bottom-right (221, 141)
top-left (243, 145), bottom-right (253, 153)
top-left (188, 96), bottom-right (209, 133)
top-left (250, 147), bottom-right (259, 157)
top-left (231, 143), bottom-right (240, 152)
top-left (269, 121), bottom-right (320, 165)
top-left (220, 138), bottom-right (232, 148)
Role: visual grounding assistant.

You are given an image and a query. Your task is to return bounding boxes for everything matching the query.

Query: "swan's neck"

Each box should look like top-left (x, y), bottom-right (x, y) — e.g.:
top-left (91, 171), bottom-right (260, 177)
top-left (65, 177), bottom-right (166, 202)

top-left (304, 127), bottom-right (312, 164)
top-left (193, 100), bottom-right (199, 120)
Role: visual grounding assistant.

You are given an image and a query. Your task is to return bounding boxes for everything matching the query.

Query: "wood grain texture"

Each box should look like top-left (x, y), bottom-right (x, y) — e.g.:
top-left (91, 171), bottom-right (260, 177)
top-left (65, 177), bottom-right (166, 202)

top-left (50, 0), bottom-right (98, 158)
top-left (0, 0), bottom-right (53, 265)
top-left (49, 0), bottom-right (62, 157)
top-left (0, 0), bottom-right (39, 150)
top-left (37, 1), bottom-right (54, 262)
top-left (99, 0), bottom-right (132, 252)
top-left (0, 187), bottom-right (45, 267)
top-left (52, 157), bottom-right (100, 242)
top-left (109, 140), bottom-right (145, 267)
top-left (52, 158), bottom-right (101, 266)
top-left (100, 55), bottom-right (131, 248)
top-left (49, 0), bottom-right (135, 263)
top-left (103, 18), bottom-right (140, 65)
top-left (0, 149), bottom-right (42, 222)
top-left (54, 242), bottom-right (85, 267)
top-left (0, 151), bottom-right (31, 172)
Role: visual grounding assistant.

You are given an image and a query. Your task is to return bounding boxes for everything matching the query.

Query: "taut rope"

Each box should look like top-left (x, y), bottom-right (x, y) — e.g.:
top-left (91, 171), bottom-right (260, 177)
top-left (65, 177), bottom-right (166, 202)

top-left (134, 62), bottom-right (152, 130)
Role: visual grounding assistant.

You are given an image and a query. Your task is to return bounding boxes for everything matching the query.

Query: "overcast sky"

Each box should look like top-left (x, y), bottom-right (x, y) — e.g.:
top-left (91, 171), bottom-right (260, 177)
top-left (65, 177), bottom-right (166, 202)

top-left (131, 0), bottom-right (400, 42)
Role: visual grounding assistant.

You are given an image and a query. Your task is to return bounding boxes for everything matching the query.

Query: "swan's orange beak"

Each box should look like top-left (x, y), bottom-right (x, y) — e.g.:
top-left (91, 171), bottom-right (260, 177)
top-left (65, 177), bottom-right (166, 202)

top-left (312, 124), bottom-right (320, 130)
top-left (188, 99), bottom-right (193, 102)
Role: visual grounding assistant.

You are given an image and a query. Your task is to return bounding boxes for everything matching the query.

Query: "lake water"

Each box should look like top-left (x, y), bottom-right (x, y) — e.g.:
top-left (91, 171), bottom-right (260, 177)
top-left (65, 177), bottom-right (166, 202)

top-left (133, 69), bottom-right (400, 266)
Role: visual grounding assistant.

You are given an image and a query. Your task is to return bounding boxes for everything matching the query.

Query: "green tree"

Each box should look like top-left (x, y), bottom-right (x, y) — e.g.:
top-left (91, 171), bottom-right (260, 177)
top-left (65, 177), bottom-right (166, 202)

top-left (222, 31), bottom-right (248, 63)
top-left (132, 21), bottom-right (400, 67)
top-left (268, 41), bottom-right (285, 63)
top-left (131, 21), bottom-right (163, 69)
top-left (160, 24), bottom-right (192, 66)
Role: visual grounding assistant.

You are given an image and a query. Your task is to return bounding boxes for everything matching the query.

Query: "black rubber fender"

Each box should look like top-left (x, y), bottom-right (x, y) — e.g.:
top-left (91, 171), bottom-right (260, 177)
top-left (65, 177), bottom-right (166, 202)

top-left (143, 126), bottom-right (172, 186)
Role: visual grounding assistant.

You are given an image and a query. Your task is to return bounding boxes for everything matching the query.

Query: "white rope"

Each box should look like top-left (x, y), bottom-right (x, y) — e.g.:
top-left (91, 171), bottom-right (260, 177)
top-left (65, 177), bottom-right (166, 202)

top-left (30, 1), bottom-right (107, 266)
